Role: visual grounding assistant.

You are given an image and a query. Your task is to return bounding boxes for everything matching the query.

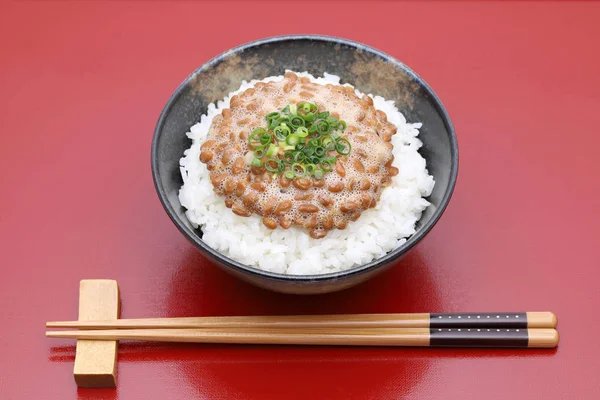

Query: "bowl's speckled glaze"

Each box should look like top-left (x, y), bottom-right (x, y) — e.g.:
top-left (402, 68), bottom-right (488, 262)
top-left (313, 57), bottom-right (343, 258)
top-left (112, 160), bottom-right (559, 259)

top-left (152, 35), bottom-right (458, 294)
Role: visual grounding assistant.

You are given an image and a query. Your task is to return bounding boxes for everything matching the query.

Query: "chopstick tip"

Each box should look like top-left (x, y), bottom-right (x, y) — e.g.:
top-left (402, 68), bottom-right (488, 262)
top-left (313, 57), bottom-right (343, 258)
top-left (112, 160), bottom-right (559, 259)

top-left (549, 312), bottom-right (558, 328)
top-left (528, 328), bottom-right (559, 348)
top-left (526, 312), bottom-right (558, 328)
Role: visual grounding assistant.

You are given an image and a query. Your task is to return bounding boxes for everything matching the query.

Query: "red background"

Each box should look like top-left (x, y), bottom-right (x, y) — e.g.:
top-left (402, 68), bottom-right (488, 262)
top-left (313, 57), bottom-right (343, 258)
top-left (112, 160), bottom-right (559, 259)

top-left (1, 1), bottom-right (599, 399)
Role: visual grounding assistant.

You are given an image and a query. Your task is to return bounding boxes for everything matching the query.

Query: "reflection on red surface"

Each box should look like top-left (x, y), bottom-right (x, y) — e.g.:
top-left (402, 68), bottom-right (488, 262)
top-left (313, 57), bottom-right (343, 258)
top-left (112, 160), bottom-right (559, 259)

top-left (164, 251), bottom-right (437, 398)
top-left (165, 249), bottom-right (442, 317)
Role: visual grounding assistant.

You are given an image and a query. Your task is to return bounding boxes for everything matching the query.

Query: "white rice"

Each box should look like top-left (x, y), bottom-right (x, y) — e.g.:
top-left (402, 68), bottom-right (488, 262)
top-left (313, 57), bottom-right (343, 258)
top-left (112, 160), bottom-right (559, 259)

top-left (178, 72), bottom-right (435, 275)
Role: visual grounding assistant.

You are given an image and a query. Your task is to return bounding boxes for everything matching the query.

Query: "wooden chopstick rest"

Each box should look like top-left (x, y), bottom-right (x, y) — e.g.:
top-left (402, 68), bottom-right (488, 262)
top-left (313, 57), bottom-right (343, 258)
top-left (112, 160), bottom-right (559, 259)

top-left (73, 279), bottom-right (120, 388)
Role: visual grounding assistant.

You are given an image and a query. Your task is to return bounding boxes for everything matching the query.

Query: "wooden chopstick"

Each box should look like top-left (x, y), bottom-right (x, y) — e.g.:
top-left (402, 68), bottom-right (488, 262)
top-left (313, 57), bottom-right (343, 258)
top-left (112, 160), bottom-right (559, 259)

top-left (46, 312), bottom-right (557, 330)
top-left (45, 327), bottom-right (559, 348)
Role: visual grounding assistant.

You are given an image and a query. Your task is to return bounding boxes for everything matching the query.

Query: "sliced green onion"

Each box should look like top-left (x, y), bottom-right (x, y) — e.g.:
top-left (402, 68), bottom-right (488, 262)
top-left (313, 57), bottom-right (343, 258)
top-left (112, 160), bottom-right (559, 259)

top-left (302, 146), bottom-right (315, 157)
top-left (284, 170), bottom-right (295, 180)
top-left (266, 143), bottom-right (278, 157)
top-left (254, 148), bottom-right (265, 158)
top-left (266, 112), bottom-right (280, 121)
top-left (292, 163), bottom-right (306, 177)
top-left (252, 127), bottom-right (268, 135)
top-left (286, 134), bottom-right (299, 146)
top-left (313, 168), bottom-right (324, 180)
top-left (338, 120), bottom-right (347, 130)
top-left (296, 127), bottom-right (309, 137)
top-left (264, 158), bottom-right (283, 173)
top-left (308, 137), bottom-right (321, 148)
top-left (318, 111), bottom-right (330, 119)
top-left (268, 118), bottom-right (279, 130)
top-left (323, 155), bottom-right (338, 165)
top-left (289, 104), bottom-right (297, 116)
top-left (273, 125), bottom-right (290, 141)
top-left (321, 136), bottom-right (334, 150)
top-left (283, 151), bottom-right (295, 164)
top-left (320, 159), bottom-right (334, 172)
top-left (299, 113), bottom-right (316, 122)
top-left (260, 132), bottom-right (272, 145)
top-left (298, 102), bottom-right (317, 121)
top-left (300, 102), bottom-right (317, 113)
top-left (278, 114), bottom-right (291, 124)
top-left (305, 163), bottom-right (316, 176)
top-left (300, 103), bottom-right (310, 113)
top-left (310, 155), bottom-right (322, 165)
top-left (251, 158), bottom-right (262, 168)
top-left (248, 128), bottom-right (266, 148)
top-left (314, 146), bottom-right (325, 157)
top-left (335, 138), bottom-right (351, 155)
top-left (306, 121), bottom-right (317, 134)
top-left (317, 120), bottom-right (330, 134)
top-left (293, 151), bottom-right (305, 163)
top-left (282, 145), bottom-right (295, 151)
top-left (290, 116), bottom-right (305, 129)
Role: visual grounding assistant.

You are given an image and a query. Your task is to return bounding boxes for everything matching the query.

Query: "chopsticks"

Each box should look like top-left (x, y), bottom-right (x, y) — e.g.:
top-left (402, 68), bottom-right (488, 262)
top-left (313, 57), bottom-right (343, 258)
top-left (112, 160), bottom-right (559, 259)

top-left (46, 312), bottom-right (559, 348)
top-left (46, 327), bottom-right (558, 348)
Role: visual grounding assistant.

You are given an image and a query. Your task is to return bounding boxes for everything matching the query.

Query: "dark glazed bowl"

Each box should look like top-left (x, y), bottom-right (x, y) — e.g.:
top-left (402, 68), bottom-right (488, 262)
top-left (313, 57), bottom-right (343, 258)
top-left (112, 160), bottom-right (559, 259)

top-left (152, 35), bottom-right (458, 294)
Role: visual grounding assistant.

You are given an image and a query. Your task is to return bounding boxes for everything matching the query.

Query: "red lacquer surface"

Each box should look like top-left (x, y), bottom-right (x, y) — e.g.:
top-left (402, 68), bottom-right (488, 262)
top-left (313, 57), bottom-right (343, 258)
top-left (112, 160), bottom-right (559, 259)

top-left (1, 1), bottom-right (599, 399)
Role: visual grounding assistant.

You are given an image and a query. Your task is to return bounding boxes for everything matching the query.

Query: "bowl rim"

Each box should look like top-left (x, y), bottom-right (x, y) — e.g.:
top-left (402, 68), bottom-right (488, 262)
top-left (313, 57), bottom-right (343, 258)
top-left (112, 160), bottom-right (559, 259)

top-left (152, 34), bottom-right (459, 283)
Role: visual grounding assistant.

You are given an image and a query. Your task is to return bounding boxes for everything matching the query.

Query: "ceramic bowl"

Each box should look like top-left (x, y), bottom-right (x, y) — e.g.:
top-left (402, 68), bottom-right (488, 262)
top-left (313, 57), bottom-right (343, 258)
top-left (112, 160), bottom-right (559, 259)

top-left (152, 35), bottom-right (458, 294)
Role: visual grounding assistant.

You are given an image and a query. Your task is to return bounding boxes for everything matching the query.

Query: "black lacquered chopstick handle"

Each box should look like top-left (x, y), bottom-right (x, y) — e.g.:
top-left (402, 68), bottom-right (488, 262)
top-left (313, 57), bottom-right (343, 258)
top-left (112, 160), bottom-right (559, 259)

top-left (430, 313), bottom-right (528, 328)
top-left (429, 328), bottom-right (558, 348)
top-left (430, 328), bottom-right (527, 347)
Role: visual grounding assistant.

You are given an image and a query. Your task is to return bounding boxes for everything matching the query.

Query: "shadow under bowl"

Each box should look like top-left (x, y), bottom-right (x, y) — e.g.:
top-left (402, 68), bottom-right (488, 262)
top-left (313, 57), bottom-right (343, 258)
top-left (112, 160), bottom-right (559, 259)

top-left (152, 35), bottom-right (458, 294)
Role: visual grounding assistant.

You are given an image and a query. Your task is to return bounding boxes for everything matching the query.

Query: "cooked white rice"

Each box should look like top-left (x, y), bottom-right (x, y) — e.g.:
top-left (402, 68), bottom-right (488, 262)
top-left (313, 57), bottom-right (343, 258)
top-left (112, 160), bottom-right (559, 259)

top-left (178, 72), bottom-right (434, 275)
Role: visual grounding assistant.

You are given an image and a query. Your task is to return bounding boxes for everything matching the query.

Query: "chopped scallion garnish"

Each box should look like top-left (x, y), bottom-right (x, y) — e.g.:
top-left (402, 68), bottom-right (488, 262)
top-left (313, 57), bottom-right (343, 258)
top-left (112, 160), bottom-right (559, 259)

top-left (335, 138), bottom-right (351, 155)
top-left (266, 143), bottom-right (278, 157)
top-left (292, 163), bottom-right (306, 177)
top-left (286, 134), bottom-right (299, 146)
top-left (264, 158), bottom-right (283, 173)
top-left (296, 127), bottom-right (309, 138)
top-left (248, 101), bottom-right (349, 181)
